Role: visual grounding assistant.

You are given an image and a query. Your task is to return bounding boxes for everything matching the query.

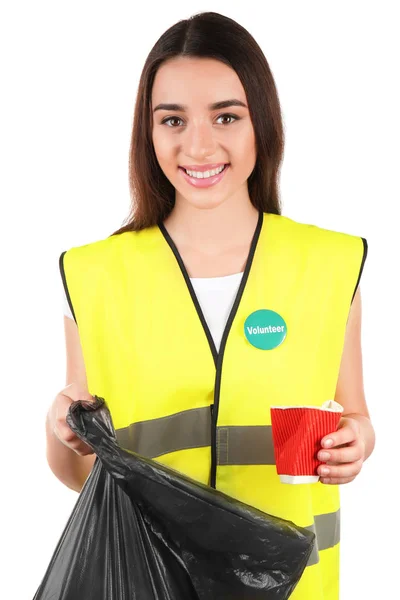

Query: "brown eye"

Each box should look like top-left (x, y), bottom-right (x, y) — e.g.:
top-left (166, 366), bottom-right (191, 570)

top-left (216, 113), bottom-right (239, 125)
top-left (161, 116), bottom-right (183, 127)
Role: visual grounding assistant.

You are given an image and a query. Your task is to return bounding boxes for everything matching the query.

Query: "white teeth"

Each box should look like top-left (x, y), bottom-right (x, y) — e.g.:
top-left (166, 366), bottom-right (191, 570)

top-left (184, 165), bottom-right (225, 178)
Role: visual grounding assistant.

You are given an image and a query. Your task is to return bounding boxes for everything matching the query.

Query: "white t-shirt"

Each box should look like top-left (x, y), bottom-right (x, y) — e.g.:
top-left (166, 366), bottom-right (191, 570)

top-left (62, 271), bottom-right (244, 352)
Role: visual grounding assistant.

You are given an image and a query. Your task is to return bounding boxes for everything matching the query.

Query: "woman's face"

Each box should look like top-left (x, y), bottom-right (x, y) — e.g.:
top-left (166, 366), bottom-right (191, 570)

top-left (151, 57), bottom-right (257, 211)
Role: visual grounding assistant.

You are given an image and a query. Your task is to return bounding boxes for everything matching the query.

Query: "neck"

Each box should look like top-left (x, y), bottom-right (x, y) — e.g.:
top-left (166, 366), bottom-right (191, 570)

top-left (163, 188), bottom-right (260, 255)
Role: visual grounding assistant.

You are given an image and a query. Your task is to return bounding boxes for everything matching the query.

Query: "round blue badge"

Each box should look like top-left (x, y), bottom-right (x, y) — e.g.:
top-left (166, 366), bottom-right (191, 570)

top-left (244, 309), bottom-right (287, 350)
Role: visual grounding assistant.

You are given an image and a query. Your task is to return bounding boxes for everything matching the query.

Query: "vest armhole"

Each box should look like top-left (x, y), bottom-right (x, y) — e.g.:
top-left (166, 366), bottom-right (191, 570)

top-left (351, 237), bottom-right (368, 304)
top-left (59, 250), bottom-right (78, 325)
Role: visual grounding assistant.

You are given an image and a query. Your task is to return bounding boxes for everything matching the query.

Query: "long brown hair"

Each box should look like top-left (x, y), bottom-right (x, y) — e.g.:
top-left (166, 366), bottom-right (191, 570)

top-left (111, 11), bottom-right (284, 236)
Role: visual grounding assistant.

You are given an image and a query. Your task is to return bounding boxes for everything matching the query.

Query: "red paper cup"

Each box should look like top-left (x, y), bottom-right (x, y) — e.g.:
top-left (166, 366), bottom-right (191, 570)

top-left (270, 400), bottom-right (343, 484)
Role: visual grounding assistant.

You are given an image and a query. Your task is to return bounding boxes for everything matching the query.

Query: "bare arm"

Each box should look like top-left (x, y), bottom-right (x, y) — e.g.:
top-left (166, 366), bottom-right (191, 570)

top-left (333, 287), bottom-right (375, 460)
top-left (317, 287), bottom-right (376, 485)
top-left (45, 316), bottom-right (97, 493)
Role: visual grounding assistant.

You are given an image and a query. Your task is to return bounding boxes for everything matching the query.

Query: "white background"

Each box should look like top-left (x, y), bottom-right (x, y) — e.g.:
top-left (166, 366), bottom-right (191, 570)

top-left (1, 2), bottom-right (398, 598)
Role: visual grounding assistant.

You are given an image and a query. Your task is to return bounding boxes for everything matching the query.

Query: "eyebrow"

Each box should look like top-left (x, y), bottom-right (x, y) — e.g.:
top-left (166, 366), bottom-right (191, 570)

top-left (153, 99), bottom-right (248, 113)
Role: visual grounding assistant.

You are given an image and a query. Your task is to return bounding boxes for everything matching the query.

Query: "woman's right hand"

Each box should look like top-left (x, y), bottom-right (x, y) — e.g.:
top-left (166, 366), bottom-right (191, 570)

top-left (51, 382), bottom-right (96, 456)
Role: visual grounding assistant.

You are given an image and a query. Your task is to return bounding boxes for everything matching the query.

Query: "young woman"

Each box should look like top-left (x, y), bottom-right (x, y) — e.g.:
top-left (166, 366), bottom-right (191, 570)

top-left (47, 11), bottom-right (375, 600)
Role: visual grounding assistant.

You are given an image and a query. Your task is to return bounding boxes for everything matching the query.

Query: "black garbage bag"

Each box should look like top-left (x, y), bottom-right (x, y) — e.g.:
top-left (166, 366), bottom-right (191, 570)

top-left (34, 395), bottom-right (315, 599)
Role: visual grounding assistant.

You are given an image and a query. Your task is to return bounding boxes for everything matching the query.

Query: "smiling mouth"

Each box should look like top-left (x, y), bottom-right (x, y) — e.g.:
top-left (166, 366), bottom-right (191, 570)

top-left (178, 163), bottom-right (230, 188)
top-left (178, 164), bottom-right (229, 179)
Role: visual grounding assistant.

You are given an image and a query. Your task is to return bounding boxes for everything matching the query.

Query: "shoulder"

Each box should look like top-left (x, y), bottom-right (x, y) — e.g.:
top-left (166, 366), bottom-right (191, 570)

top-left (267, 213), bottom-right (367, 258)
top-left (60, 232), bottom-right (132, 270)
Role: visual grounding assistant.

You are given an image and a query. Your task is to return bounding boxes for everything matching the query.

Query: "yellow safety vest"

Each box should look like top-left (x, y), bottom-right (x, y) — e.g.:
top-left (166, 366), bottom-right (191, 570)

top-left (60, 210), bottom-right (367, 599)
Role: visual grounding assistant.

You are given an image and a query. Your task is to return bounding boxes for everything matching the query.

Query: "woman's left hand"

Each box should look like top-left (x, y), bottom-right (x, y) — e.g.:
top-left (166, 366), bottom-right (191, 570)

top-left (317, 416), bottom-right (366, 484)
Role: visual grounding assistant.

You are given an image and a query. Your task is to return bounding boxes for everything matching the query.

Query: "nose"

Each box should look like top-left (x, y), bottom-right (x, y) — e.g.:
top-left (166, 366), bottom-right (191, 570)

top-left (183, 120), bottom-right (217, 162)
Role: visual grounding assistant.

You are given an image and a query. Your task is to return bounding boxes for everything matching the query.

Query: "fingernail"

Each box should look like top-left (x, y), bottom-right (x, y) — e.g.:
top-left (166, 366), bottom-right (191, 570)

top-left (320, 467), bottom-right (330, 475)
top-left (323, 439), bottom-right (333, 448)
top-left (319, 451), bottom-right (330, 461)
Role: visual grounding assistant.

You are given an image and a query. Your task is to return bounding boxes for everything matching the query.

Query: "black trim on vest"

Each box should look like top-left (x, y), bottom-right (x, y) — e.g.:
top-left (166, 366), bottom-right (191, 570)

top-left (210, 210), bottom-right (264, 487)
top-left (351, 237), bottom-right (368, 304)
top-left (158, 221), bottom-right (219, 366)
top-left (158, 210), bottom-right (264, 488)
top-left (59, 251), bottom-right (77, 325)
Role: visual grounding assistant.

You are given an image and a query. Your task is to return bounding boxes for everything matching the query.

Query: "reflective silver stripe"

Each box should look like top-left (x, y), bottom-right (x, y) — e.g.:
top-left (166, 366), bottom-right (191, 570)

top-left (217, 426), bottom-right (275, 465)
top-left (117, 421), bottom-right (277, 464)
top-left (116, 406), bottom-right (211, 458)
top-left (306, 509), bottom-right (341, 566)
